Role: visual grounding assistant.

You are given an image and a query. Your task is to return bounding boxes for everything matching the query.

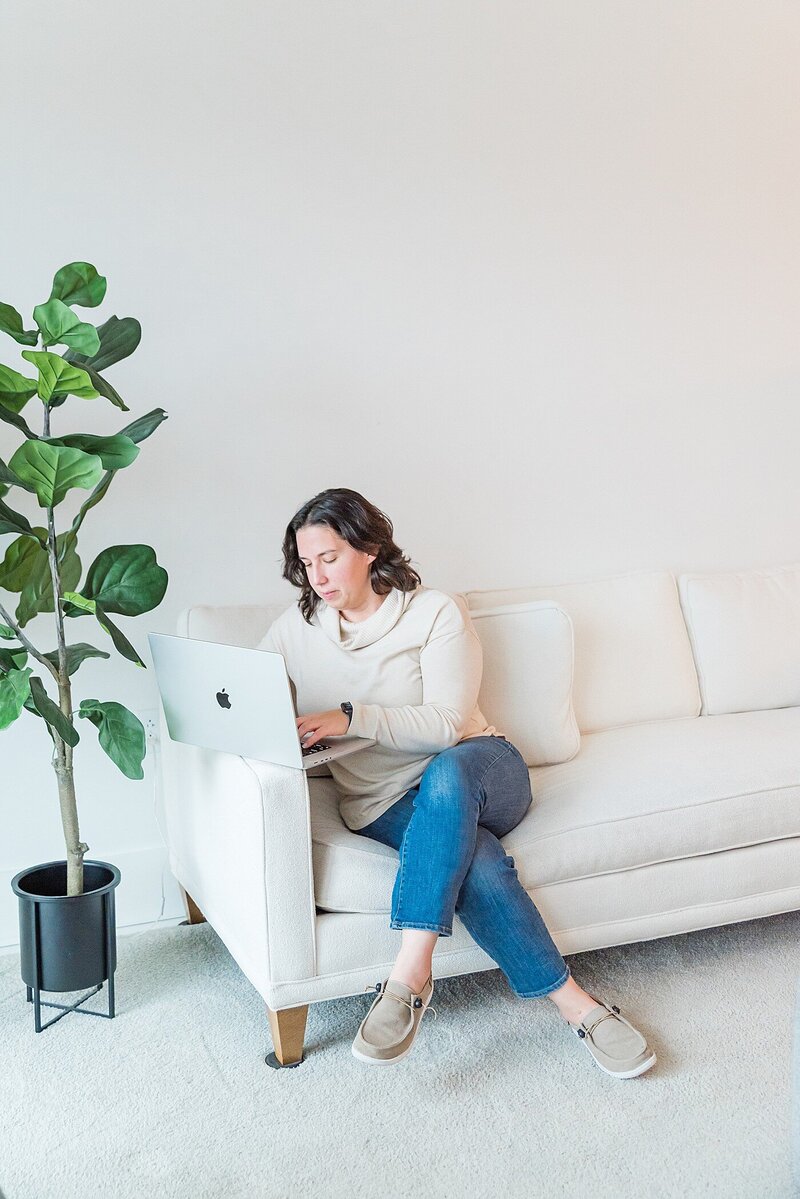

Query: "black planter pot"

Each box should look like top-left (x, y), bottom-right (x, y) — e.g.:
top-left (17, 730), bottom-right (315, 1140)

top-left (10, 859), bottom-right (121, 1032)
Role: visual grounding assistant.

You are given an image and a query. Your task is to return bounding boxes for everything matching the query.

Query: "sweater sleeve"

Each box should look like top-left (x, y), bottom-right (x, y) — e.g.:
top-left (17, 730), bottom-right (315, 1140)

top-left (346, 600), bottom-right (483, 753)
top-left (256, 606), bottom-right (295, 657)
top-left (257, 624), bottom-right (280, 654)
top-left (257, 618), bottom-right (301, 709)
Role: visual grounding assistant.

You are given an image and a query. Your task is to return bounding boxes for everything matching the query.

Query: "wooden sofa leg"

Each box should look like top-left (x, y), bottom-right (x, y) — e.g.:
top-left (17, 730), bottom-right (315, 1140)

top-left (266, 1004), bottom-right (309, 1069)
top-left (180, 887), bottom-right (207, 925)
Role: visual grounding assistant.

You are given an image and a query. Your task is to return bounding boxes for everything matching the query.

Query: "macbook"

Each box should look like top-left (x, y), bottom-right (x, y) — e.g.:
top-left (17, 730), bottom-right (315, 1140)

top-left (147, 632), bottom-right (376, 769)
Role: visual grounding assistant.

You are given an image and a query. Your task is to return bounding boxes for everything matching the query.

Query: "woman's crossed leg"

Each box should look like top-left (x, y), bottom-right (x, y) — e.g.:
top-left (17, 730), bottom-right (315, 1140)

top-left (355, 735), bottom-right (598, 1022)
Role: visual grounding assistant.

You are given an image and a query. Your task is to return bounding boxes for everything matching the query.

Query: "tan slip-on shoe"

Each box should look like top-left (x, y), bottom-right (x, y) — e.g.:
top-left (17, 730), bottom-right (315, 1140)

top-left (352, 975), bottom-right (437, 1066)
top-left (566, 995), bottom-right (657, 1078)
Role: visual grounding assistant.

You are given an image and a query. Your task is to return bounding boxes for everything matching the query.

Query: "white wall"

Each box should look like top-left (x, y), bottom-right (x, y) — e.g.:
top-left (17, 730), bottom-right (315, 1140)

top-left (2, 1), bottom-right (798, 947)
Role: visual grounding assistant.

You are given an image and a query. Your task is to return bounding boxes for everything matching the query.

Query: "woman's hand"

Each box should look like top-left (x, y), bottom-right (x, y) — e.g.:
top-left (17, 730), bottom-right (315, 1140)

top-left (296, 708), bottom-right (351, 749)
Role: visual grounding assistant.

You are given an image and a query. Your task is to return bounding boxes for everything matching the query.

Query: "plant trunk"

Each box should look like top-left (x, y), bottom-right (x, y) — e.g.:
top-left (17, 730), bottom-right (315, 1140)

top-left (46, 549), bottom-right (88, 892)
top-left (53, 741), bottom-right (87, 896)
top-left (43, 404), bottom-right (88, 896)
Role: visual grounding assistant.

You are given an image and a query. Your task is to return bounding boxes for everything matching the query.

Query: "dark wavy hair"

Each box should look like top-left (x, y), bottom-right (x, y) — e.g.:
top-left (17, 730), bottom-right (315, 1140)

top-left (280, 488), bottom-right (423, 623)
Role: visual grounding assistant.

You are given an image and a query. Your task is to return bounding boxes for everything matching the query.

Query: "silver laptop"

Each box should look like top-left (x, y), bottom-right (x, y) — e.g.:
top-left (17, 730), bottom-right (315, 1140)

top-left (147, 632), bottom-right (376, 770)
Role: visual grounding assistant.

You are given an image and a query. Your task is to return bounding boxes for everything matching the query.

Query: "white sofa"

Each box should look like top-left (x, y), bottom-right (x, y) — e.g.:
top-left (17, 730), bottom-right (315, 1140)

top-left (158, 563), bottom-right (800, 1067)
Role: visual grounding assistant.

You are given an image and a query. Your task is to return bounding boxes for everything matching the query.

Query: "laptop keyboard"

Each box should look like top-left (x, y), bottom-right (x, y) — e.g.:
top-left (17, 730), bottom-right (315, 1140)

top-left (302, 741), bottom-right (332, 756)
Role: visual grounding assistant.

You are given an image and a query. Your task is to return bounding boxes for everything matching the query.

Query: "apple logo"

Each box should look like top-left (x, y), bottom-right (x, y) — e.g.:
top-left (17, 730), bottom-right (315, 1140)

top-left (216, 688), bottom-right (232, 710)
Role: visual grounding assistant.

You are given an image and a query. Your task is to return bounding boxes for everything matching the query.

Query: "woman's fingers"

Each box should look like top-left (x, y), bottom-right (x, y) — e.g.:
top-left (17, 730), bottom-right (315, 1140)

top-left (297, 709), bottom-right (346, 748)
top-left (297, 715), bottom-right (322, 746)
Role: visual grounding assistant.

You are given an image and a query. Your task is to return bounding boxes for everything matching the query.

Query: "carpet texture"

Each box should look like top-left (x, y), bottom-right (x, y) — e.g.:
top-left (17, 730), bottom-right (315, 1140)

top-left (1, 908), bottom-right (799, 1199)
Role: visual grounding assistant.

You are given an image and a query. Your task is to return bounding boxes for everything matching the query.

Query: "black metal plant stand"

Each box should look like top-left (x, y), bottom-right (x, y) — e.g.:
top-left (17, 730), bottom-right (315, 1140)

top-left (26, 980), bottom-right (114, 1031)
top-left (11, 860), bottom-right (121, 1033)
top-left (25, 891), bottom-right (116, 1032)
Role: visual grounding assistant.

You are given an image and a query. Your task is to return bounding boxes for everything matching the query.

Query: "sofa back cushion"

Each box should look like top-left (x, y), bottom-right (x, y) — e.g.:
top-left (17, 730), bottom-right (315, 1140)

top-left (459, 598), bottom-right (580, 766)
top-left (176, 603), bottom-right (288, 648)
top-left (466, 570), bottom-right (701, 734)
top-left (177, 597), bottom-right (579, 768)
top-left (677, 562), bottom-right (800, 715)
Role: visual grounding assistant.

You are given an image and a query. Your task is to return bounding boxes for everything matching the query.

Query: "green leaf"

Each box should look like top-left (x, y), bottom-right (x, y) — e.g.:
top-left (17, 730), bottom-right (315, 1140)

top-left (42, 641), bottom-right (110, 677)
top-left (0, 646), bottom-right (27, 673)
top-left (49, 262), bottom-right (107, 309)
top-left (22, 691), bottom-right (52, 740)
top-left (45, 433), bottom-right (139, 472)
top-left (0, 456), bottom-right (36, 493)
top-left (33, 299), bottom-right (101, 356)
top-left (64, 315), bottom-right (141, 373)
top-left (20, 351), bottom-right (99, 403)
top-left (62, 590), bottom-right (96, 614)
top-left (0, 532), bottom-right (47, 591)
top-left (8, 441), bottom-right (104, 508)
top-left (119, 407), bottom-right (168, 445)
top-left (3, 530), bottom-right (82, 629)
top-left (78, 699), bottom-right (145, 779)
top-left (68, 363), bottom-right (129, 412)
top-left (0, 667), bottom-right (32, 730)
top-left (0, 364), bottom-right (38, 413)
top-left (0, 499), bottom-right (42, 542)
top-left (94, 601), bottom-right (146, 667)
top-left (28, 675), bottom-right (79, 747)
top-left (0, 404), bottom-right (37, 440)
top-left (83, 545), bottom-right (168, 617)
top-left (0, 623), bottom-right (18, 639)
top-left (0, 303), bottom-right (38, 347)
top-left (69, 470), bottom-right (113, 537)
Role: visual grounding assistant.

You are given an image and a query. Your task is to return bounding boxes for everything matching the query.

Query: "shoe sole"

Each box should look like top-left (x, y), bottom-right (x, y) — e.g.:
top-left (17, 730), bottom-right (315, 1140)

top-left (589, 1049), bottom-right (657, 1079)
top-left (352, 1044), bottom-right (656, 1073)
top-left (351, 1041), bottom-right (416, 1066)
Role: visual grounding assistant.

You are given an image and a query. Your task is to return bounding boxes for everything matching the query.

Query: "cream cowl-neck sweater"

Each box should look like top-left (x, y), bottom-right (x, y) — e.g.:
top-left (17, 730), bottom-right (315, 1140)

top-left (256, 585), bottom-right (501, 831)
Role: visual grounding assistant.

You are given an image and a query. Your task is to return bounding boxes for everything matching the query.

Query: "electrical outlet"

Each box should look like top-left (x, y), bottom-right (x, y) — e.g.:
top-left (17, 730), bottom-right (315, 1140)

top-left (141, 707), bottom-right (160, 744)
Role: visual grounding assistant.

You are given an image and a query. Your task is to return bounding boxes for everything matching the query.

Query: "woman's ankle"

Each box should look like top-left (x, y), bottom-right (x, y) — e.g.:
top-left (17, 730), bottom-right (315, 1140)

top-left (546, 977), bottom-right (597, 1021)
top-left (388, 960), bottom-right (432, 992)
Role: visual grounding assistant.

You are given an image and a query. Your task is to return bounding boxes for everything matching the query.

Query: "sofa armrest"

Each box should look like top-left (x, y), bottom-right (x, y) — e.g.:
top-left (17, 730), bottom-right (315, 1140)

top-left (158, 710), bottom-right (317, 988)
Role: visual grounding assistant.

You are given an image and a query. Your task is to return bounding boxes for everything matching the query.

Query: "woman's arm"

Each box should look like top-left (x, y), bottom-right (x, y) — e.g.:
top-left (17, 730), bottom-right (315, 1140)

top-left (346, 604), bottom-right (483, 754)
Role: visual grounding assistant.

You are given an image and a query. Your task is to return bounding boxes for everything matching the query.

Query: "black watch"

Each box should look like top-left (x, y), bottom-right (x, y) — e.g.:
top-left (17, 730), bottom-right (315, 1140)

top-left (340, 701), bottom-right (353, 728)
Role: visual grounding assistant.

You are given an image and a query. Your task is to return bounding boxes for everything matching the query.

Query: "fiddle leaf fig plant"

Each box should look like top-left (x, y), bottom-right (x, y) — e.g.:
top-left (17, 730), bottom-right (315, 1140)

top-left (0, 262), bottom-right (168, 896)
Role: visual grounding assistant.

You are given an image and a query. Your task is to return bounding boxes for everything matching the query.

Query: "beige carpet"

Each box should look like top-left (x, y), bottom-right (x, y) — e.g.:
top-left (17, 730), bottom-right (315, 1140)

top-left (1, 908), bottom-right (799, 1199)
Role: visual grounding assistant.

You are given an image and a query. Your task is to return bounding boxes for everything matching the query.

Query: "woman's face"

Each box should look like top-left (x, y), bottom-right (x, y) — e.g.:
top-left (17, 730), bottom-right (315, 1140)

top-left (296, 524), bottom-right (376, 610)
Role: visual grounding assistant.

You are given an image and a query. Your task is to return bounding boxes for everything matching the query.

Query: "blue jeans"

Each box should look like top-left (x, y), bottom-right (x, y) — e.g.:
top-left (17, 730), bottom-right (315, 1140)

top-left (354, 735), bottom-right (571, 999)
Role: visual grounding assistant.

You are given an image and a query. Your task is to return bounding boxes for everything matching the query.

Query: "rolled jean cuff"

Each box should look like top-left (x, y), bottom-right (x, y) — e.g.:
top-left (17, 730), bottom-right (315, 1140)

top-left (514, 963), bottom-right (571, 999)
top-left (390, 920), bottom-right (452, 937)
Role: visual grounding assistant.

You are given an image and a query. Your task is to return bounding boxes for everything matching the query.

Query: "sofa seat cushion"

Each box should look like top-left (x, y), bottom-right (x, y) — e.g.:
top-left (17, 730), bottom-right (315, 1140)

top-left (507, 706), bottom-right (800, 886)
top-left (309, 707), bottom-right (800, 912)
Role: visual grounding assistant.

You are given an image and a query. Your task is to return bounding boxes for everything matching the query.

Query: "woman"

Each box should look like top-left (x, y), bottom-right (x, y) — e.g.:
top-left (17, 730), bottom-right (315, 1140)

top-left (258, 488), bottom-right (656, 1078)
